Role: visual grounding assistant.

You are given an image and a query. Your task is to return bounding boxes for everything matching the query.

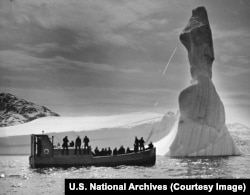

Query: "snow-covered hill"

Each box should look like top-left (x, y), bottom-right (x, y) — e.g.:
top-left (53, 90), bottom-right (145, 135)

top-left (0, 112), bottom-right (163, 137)
top-left (0, 93), bottom-right (59, 127)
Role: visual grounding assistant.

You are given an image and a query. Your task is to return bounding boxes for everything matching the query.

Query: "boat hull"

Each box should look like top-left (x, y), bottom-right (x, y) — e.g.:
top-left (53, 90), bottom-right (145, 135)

top-left (29, 148), bottom-right (156, 168)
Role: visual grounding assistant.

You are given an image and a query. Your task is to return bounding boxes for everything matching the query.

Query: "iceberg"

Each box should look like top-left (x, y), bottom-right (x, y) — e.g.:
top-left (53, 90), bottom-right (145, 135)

top-left (156, 7), bottom-right (241, 156)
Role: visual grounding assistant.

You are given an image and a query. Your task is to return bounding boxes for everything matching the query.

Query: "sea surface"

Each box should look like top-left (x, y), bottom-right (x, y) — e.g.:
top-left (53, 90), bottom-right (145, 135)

top-left (0, 152), bottom-right (250, 194)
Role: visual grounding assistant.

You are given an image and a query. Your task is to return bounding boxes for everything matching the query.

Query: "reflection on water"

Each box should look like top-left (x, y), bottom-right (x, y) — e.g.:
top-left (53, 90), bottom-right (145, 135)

top-left (179, 157), bottom-right (230, 178)
top-left (0, 155), bottom-right (250, 194)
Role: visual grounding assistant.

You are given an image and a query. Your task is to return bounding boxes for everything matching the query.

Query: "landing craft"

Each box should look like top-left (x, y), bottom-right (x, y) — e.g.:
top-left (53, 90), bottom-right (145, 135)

top-left (29, 134), bottom-right (156, 168)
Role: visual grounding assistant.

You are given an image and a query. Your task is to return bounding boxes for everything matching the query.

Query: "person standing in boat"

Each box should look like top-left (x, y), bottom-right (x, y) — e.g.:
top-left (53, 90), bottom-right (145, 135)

top-left (62, 136), bottom-right (69, 155)
top-left (75, 136), bottom-right (81, 155)
top-left (83, 136), bottom-right (89, 149)
top-left (134, 136), bottom-right (139, 152)
top-left (139, 137), bottom-right (145, 151)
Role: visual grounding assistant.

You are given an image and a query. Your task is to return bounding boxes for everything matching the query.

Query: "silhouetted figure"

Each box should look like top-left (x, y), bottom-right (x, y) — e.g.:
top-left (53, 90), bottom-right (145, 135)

top-left (83, 136), bottom-right (89, 149)
top-left (118, 146), bottom-right (125, 154)
top-left (134, 136), bottom-right (139, 152)
top-left (100, 148), bottom-right (105, 156)
top-left (148, 142), bottom-right (154, 150)
top-left (69, 141), bottom-right (74, 147)
top-left (139, 137), bottom-right (145, 151)
top-left (75, 136), bottom-right (81, 155)
top-left (113, 147), bottom-right (118, 155)
top-left (107, 147), bottom-right (112, 155)
top-left (62, 136), bottom-right (69, 155)
top-left (37, 137), bottom-right (42, 157)
top-left (104, 148), bottom-right (108, 156)
top-left (94, 146), bottom-right (99, 156)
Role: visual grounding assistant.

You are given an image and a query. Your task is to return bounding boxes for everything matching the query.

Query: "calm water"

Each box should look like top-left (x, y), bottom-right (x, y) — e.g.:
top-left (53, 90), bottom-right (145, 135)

top-left (0, 153), bottom-right (250, 194)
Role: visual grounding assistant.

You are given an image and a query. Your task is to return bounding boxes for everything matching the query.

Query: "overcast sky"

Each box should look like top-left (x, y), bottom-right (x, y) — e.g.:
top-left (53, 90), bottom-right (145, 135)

top-left (0, 0), bottom-right (249, 126)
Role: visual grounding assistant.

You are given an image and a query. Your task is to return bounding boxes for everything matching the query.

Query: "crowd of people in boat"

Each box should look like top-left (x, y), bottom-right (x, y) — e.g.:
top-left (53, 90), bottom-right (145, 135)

top-left (60, 135), bottom-right (154, 156)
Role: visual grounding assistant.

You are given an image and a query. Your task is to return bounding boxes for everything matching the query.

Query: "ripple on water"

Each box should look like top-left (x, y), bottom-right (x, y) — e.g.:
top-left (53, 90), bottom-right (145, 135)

top-left (0, 154), bottom-right (250, 194)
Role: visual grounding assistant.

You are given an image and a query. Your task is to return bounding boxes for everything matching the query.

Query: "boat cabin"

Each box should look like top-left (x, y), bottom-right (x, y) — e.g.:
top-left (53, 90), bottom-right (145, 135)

top-left (31, 134), bottom-right (54, 157)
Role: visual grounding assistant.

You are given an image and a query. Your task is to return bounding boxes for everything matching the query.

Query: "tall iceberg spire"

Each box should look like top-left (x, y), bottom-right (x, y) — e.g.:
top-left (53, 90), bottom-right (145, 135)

top-left (168, 7), bottom-right (241, 156)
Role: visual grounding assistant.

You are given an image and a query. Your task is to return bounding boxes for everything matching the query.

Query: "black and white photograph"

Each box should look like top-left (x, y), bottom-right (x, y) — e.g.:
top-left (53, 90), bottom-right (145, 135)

top-left (0, 0), bottom-right (250, 194)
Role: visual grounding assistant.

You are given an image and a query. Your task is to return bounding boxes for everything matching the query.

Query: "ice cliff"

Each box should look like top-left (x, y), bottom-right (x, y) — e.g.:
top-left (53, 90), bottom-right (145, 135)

top-left (156, 7), bottom-right (241, 156)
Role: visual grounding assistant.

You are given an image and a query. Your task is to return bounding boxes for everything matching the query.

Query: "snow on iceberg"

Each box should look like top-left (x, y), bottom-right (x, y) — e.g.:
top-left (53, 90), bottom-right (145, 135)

top-left (155, 7), bottom-right (241, 157)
